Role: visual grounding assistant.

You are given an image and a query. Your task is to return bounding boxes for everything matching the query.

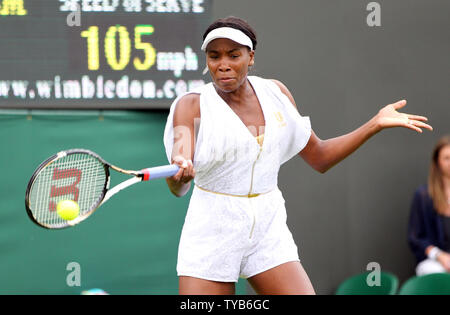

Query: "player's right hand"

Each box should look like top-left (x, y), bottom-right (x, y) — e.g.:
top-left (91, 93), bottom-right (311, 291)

top-left (170, 155), bottom-right (195, 184)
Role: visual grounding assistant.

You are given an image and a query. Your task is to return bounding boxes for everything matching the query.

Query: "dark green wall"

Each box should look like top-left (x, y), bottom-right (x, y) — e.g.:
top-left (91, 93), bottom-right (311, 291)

top-left (0, 110), bottom-right (246, 294)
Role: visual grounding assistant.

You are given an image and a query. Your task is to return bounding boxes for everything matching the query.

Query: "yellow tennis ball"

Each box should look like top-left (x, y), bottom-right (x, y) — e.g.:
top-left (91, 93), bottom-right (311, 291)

top-left (56, 200), bottom-right (80, 221)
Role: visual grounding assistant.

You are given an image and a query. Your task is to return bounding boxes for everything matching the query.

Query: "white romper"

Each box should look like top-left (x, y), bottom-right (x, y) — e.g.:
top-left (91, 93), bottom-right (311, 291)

top-left (163, 76), bottom-right (311, 282)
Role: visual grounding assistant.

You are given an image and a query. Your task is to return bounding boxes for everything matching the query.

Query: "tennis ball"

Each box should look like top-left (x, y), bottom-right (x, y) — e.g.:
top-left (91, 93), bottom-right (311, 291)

top-left (56, 200), bottom-right (80, 221)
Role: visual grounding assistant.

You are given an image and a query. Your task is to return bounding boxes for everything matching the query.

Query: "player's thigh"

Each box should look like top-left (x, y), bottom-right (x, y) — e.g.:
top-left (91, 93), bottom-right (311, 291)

top-left (179, 276), bottom-right (235, 295)
top-left (247, 261), bottom-right (315, 295)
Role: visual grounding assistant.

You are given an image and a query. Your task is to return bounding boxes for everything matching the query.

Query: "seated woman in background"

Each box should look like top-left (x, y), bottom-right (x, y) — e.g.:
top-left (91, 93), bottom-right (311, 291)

top-left (408, 135), bottom-right (450, 275)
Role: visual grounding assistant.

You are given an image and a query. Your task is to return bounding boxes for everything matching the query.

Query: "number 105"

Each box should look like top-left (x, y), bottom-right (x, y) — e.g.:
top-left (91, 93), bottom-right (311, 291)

top-left (81, 25), bottom-right (156, 71)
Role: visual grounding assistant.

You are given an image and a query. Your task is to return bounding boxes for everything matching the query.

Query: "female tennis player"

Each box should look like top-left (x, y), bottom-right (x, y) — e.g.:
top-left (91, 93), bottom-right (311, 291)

top-left (164, 16), bottom-right (433, 295)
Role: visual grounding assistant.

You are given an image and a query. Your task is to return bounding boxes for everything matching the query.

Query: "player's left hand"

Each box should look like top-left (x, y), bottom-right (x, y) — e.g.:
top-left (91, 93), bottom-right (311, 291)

top-left (375, 100), bottom-right (433, 133)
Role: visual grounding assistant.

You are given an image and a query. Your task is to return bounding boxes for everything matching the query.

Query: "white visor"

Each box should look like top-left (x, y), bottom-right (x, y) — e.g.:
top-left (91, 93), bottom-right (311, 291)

top-left (201, 27), bottom-right (253, 51)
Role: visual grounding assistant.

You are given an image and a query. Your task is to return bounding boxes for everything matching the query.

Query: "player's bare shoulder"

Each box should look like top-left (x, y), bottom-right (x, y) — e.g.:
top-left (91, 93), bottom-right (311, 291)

top-left (176, 93), bottom-right (200, 117)
top-left (173, 93), bottom-right (201, 127)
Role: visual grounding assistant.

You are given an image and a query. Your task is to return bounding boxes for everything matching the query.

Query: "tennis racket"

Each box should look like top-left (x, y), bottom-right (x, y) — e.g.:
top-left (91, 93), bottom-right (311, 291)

top-left (25, 149), bottom-right (179, 229)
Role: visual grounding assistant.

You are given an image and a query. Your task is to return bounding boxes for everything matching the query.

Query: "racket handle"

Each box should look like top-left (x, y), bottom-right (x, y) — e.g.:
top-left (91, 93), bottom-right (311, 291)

top-left (141, 164), bottom-right (180, 181)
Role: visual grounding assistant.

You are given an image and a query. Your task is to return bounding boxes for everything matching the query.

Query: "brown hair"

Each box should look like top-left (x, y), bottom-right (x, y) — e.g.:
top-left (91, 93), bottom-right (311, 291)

top-left (428, 135), bottom-right (450, 215)
top-left (203, 16), bottom-right (257, 50)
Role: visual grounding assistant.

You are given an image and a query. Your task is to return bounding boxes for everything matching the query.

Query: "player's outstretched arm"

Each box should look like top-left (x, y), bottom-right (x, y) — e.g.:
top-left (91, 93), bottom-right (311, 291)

top-left (271, 80), bottom-right (433, 174)
top-left (299, 99), bottom-right (433, 173)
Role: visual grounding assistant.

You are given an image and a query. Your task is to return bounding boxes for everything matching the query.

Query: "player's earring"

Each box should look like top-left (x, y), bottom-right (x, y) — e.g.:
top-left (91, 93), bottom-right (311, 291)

top-left (203, 66), bottom-right (209, 75)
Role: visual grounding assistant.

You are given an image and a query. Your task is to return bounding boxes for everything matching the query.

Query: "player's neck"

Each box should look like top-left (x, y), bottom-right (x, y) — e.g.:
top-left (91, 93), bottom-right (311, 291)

top-left (215, 77), bottom-right (252, 106)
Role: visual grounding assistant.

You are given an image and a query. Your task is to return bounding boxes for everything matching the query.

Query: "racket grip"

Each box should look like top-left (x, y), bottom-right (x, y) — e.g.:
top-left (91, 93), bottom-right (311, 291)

top-left (141, 164), bottom-right (180, 181)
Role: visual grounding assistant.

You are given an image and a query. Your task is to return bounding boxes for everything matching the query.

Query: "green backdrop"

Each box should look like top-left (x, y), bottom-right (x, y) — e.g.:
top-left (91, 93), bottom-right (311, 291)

top-left (0, 110), bottom-right (245, 295)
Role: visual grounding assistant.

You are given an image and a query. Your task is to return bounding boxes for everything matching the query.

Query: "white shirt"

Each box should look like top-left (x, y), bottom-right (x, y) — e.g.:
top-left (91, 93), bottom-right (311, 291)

top-left (164, 75), bottom-right (311, 196)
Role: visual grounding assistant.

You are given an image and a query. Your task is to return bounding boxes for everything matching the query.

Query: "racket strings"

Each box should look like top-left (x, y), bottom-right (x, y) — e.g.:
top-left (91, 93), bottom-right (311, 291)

top-left (28, 153), bottom-right (106, 228)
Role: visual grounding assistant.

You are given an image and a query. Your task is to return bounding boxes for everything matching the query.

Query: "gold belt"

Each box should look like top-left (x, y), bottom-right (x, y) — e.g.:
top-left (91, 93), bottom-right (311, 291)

top-left (195, 184), bottom-right (271, 198)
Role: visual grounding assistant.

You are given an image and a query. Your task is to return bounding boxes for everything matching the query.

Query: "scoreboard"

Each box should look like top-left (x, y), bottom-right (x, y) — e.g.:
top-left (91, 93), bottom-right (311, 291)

top-left (0, 0), bottom-right (212, 109)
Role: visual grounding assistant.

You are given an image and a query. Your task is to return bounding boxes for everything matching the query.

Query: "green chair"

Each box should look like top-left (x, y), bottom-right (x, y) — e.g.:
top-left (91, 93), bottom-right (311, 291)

top-left (335, 271), bottom-right (399, 295)
top-left (398, 273), bottom-right (450, 295)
